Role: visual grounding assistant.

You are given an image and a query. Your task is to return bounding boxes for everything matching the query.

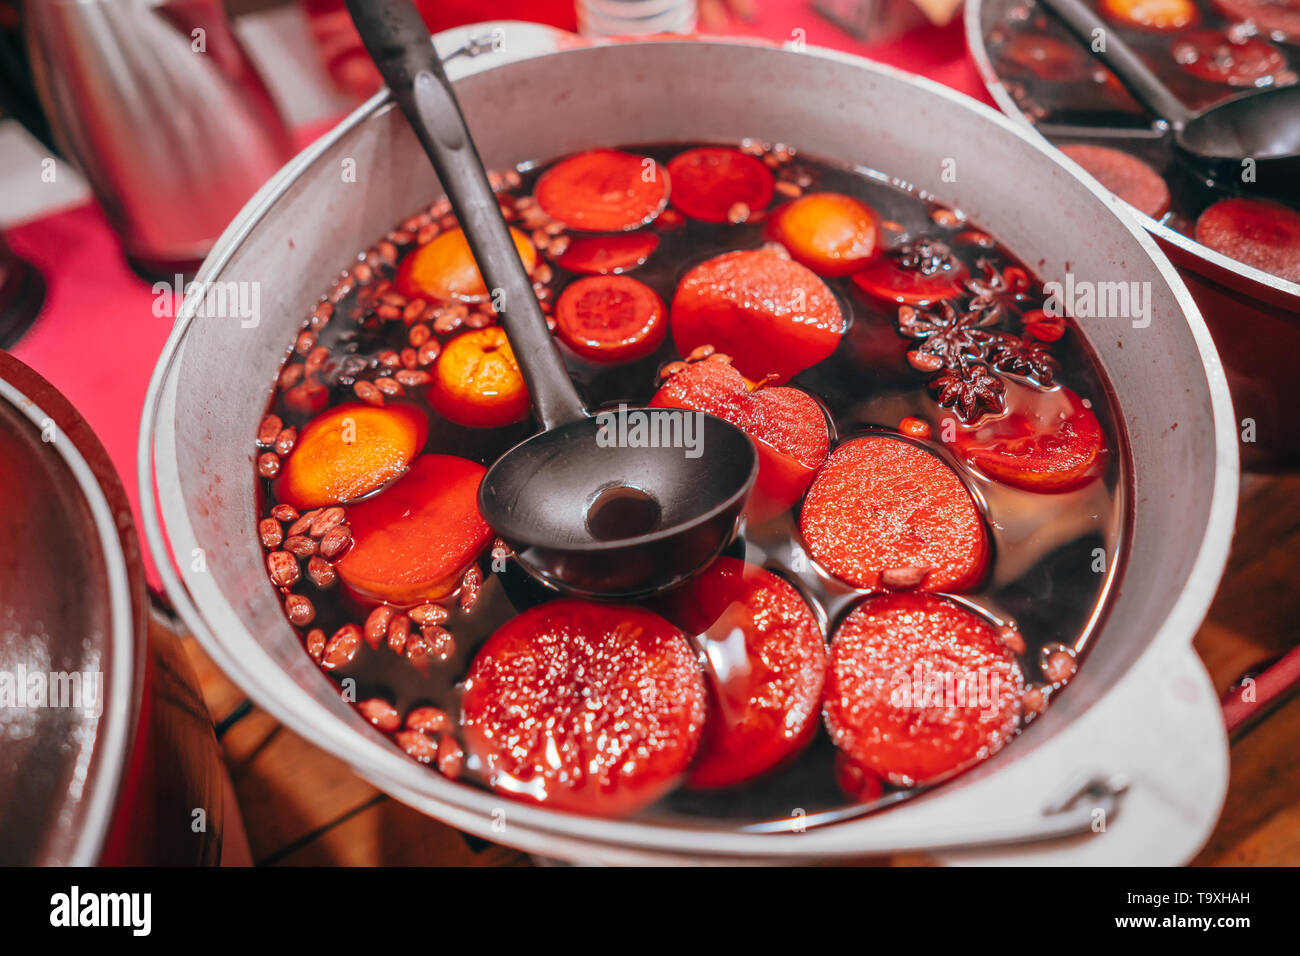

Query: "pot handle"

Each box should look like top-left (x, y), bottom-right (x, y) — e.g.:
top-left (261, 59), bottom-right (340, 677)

top-left (935, 772), bottom-right (1130, 848)
top-left (749, 772), bottom-right (1130, 846)
top-left (1221, 645), bottom-right (1300, 736)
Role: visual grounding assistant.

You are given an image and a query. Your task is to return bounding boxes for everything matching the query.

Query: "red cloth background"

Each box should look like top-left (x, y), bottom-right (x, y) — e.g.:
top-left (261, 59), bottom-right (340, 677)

top-left (4, 2), bottom-right (990, 586)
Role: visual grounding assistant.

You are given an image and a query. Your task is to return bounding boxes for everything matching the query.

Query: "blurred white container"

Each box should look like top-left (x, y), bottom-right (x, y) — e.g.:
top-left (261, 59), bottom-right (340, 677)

top-left (577, 0), bottom-right (697, 36)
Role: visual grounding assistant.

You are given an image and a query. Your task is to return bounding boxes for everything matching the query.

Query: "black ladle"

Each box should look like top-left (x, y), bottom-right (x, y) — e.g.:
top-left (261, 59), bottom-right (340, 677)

top-left (344, 0), bottom-right (758, 598)
top-left (1041, 0), bottom-right (1300, 201)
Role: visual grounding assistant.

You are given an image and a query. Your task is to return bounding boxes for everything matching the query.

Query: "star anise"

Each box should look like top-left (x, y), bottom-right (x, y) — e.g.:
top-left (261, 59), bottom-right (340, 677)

top-left (964, 258), bottom-right (1005, 297)
top-left (963, 258), bottom-right (1009, 326)
top-left (896, 301), bottom-right (957, 338)
top-left (988, 333), bottom-right (1057, 385)
top-left (894, 237), bottom-right (961, 276)
top-left (929, 363), bottom-right (1006, 422)
top-left (897, 301), bottom-right (1000, 370)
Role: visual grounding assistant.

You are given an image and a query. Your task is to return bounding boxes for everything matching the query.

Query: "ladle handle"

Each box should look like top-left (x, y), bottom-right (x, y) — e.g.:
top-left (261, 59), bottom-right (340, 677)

top-left (344, 0), bottom-right (588, 431)
top-left (1037, 0), bottom-right (1195, 129)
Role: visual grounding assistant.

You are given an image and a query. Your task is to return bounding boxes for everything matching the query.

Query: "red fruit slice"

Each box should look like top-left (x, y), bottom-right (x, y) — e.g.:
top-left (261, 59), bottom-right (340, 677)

top-left (824, 592), bottom-right (1024, 787)
top-left (651, 358), bottom-right (829, 522)
top-left (767, 192), bottom-right (881, 277)
top-left (1172, 29), bottom-right (1285, 86)
top-left (554, 232), bottom-right (660, 275)
top-left (1021, 308), bottom-right (1066, 342)
top-left (666, 147), bottom-right (775, 223)
top-left (835, 752), bottom-right (885, 802)
top-left (799, 436), bottom-right (989, 592)
top-left (534, 149), bottom-right (670, 232)
top-left (396, 226), bottom-right (536, 302)
top-left (336, 454), bottom-right (492, 607)
top-left (1101, 0), bottom-right (1199, 30)
top-left (275, 402), bottom-right (427, 510)
top-left (554, 275), bottom-right (667, 363)
top-left (671, 249), bottom-right (845, 385)
top-left (1212, 0), bottom-right (1300, 41)
top-left (1059, 144), bottom-right (1171, 220)
top-left (953, 383), bottom-right (1106, 493)
top-left (460, 600), bottom-right (705, 817)
top-left (850, 241), bottom-right (969, 307)
top-left (1194, 197), bottom-right (1300, 283)
top-left (661, 558), bottom-right (826, 789)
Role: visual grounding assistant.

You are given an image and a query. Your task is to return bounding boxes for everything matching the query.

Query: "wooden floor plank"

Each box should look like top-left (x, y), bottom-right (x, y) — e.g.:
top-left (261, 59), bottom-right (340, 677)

top-left (232, 725), bottom-right (386, 862)
top-left (1193, 694), bottom-right (1300, 865)
top-left (269, 796), bottom-right (530, 867)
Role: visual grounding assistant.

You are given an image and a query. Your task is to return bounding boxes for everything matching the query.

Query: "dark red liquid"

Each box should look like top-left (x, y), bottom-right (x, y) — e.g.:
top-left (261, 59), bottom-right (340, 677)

top-left (586, 485), bottom-right (662, 541)
top-left (255, 142), bottom-right (1129, 827)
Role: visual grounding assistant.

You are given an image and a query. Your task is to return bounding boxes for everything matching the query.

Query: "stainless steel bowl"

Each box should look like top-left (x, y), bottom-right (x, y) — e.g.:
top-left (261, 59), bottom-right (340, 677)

top-left (140, 23), bottom-right (1238, 864)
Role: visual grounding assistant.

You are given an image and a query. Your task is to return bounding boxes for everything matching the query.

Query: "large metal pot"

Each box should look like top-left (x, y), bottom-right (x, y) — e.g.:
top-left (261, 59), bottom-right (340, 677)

top-left (966, 0), bottom-right (1300, 470)
top-left (0, 352), bottom-right (223, 865)
top-left (140, 23), bottom-right (1239, 864)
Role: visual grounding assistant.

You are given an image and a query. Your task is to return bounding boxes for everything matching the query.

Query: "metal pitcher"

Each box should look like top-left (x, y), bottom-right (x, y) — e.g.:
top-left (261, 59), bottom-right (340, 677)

top-left (25, 0), bottom-right (294, 275)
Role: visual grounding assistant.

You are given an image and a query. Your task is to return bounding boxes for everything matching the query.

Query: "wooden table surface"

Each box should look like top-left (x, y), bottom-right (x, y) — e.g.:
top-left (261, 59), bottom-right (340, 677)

top-left (184, 474), bottom-right (1300, 867)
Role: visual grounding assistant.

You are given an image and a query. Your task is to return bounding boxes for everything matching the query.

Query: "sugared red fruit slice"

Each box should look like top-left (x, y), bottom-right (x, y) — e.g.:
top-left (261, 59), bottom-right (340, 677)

top-left (1101, 0), bottom-right (1198, 30)
top-left (460, 600), bottom-right (705, 816)
top-left (651, 358), bottom-right (829, 522)
top-left (396, 226), bottom-right (536, 302)
top-left (768, 192), bottom-right (881, 277)
top-left (661, 558), bottom-right (826, 789)
top-left (1172, 29), bottom-right (1285, 86)
top-left (336, 454), bottom-right (491, 606)
top-left (799, 436), bottom-right (989, 592)
top-left (429, 327), bottom-right (530, 428)
top-left (666, 147), bottom-right (775, 223)
top-left (824, 592), bottom-right (1024, 787)
top-left (850, 240), bottom-right (969, 306)
top-left (1212, 0), bottom-right (1300, 41)
top-left (670, 250), bottom-right (845, 384)
top-left (1195, 197), bottom-right (1300, 283)
top-left (534, 149), bottom-right (669, 232)
top-left (275, 402), bottom-right (427, 510)
top-left (953, 384), bottom-right (1105, 493)
top-left (1059, 144), bottom-right (1171, 220)
top-left (554, 232), bottom-right (659, 275)
top-left (554, 275), bottom-right (666, 363)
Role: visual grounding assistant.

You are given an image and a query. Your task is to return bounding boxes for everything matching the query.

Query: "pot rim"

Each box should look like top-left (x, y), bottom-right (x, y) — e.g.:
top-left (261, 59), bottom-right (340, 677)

top-left (0, 353), bottom-right (142, 865)
top-left (139, 31), bottom-right (1239, 859)
top-left (963, 0), bottom-right (1300, 308)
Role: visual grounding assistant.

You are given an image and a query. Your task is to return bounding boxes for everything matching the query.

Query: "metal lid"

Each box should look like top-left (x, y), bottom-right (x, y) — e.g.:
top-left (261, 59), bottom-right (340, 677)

top-left (0, 353), bottom-right (144, 865)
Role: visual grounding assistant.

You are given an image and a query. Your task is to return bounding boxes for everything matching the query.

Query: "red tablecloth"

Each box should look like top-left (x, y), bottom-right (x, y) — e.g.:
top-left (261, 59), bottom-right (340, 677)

top-left (5, 5), bottom-right (990, 586)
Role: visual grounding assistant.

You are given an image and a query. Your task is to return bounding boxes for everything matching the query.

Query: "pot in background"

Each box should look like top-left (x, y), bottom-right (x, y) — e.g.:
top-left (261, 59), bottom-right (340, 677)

top-left (966, 0), bottom-right (1300, 471)
top-left (0, 352), bottom-right (223, 865)
top-left (141, 24), bottom-right (1238, 864)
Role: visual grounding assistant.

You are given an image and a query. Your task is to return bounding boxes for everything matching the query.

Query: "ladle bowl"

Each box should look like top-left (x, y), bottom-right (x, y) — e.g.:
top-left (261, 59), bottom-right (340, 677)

top-left (1177, 84), bottom-right (1300, 199)
top-left (480, 408), bottom-right (757, 598)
